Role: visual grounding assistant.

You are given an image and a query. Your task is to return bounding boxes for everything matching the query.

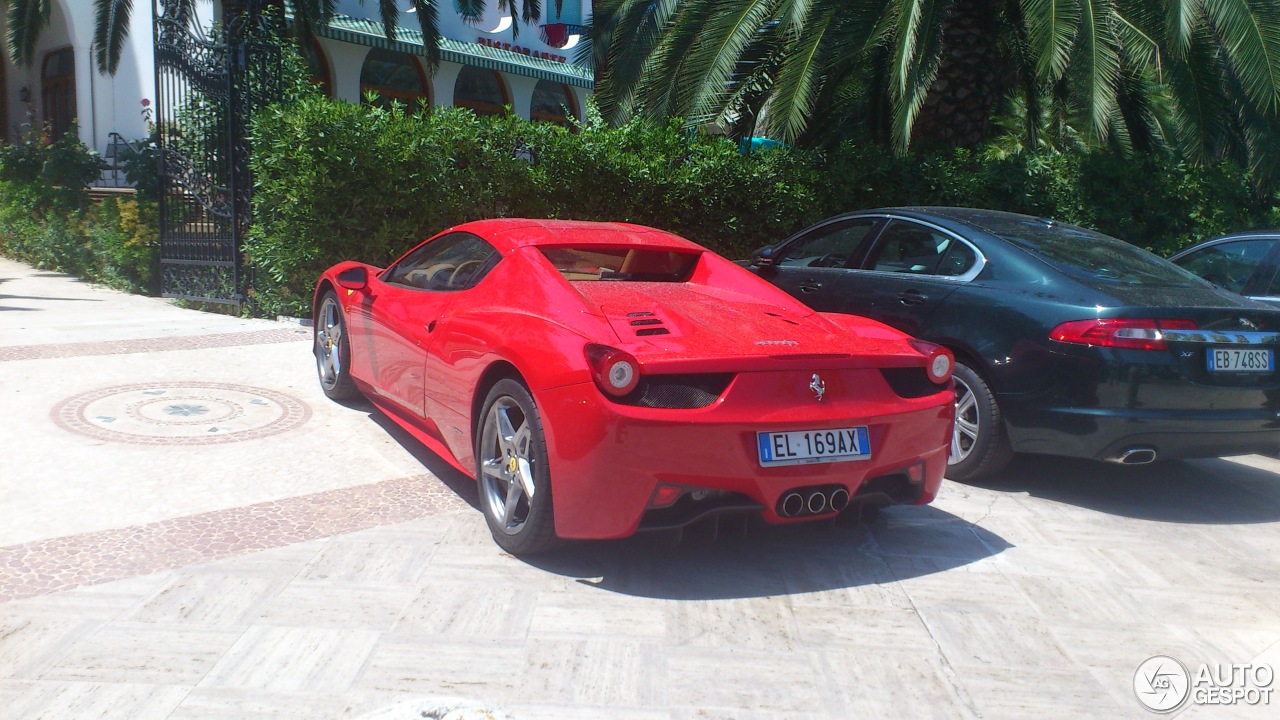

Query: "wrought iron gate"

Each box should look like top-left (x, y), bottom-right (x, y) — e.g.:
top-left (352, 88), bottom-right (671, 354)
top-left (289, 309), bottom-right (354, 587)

top-left (153, 0), bottom-right (283, 307)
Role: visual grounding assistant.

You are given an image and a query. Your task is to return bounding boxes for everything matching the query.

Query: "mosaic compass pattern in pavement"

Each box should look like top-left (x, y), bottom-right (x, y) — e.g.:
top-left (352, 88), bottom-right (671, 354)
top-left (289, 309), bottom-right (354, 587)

top-left (52, 382), bottom-right (311, 445)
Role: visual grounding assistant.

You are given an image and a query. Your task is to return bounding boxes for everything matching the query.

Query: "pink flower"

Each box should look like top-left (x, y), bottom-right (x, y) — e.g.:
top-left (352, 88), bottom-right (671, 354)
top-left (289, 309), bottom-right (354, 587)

top-left (141, 99), bottom-right (151, 107)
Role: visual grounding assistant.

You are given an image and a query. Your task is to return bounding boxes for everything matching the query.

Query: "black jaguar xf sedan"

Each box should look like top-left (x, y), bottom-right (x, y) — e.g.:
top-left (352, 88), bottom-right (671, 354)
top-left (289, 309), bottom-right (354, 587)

top-left (748, 208), bottom-right (1280, 480)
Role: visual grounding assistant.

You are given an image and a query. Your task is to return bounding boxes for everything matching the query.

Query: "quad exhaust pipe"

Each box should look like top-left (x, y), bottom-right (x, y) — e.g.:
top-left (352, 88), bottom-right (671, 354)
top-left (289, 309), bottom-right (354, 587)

top-left (778, 486), bottom-right (851, 518)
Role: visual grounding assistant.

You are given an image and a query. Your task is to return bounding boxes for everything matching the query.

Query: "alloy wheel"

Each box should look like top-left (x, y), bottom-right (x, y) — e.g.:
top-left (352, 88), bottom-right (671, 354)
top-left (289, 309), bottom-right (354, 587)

top-left (950, 375), bottom-right (979, 464)
top-left (315, 297), bottom-right (343, 390)
top-left (479, 397), bottom-right (537, 535)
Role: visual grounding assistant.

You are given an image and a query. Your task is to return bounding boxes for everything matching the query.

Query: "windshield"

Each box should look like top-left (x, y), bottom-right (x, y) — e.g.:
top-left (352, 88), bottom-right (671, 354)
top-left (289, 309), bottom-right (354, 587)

top-left (970, 214), bottom-right (1205, 288)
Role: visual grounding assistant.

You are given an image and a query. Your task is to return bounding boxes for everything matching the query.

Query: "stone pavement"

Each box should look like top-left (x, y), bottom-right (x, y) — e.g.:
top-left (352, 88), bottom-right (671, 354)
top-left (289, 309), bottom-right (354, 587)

top-left (1, 256), bottom-right (1278, 719)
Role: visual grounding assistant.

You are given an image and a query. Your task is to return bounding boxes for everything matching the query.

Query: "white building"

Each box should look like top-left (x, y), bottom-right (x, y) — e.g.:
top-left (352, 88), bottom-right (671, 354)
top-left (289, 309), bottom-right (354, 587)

top-left (0, 1), bottom-right (593, 170)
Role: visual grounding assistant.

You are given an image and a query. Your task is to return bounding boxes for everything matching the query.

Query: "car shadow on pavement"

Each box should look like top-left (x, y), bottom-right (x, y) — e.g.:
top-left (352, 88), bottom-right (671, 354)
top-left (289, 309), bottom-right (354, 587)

top-left (362, 402), bottom-right (481, 510)
top-left (519, 507), bottom-right (1011, 601)
top-left (360, 401), bottom-right (1012, 600)
top-left (962, 455), bottom-right (1280, 524)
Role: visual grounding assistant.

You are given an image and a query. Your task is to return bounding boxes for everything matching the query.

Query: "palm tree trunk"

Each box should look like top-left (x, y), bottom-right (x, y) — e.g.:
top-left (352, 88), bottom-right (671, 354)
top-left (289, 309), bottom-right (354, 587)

top-left (911, 0), bottom-right (1010, 148)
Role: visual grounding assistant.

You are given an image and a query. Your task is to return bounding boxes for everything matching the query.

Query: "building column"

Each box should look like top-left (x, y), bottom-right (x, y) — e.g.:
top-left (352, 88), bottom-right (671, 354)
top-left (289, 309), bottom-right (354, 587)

top-left (505, 75), bottom-right (537, 120)
top-left (431, 63), bottom-right (463, 109)
top-left (569, 85), bottom-right (589, 121)
top-left (324, 40), bottom-right (371, 104)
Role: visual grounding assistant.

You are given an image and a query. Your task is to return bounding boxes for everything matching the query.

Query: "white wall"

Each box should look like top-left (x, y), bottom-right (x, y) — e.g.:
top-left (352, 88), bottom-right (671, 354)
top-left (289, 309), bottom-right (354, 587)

top-left (0, 0), bottom-right (177, 154)
top-left (319, 38), bottom-right (371, 104)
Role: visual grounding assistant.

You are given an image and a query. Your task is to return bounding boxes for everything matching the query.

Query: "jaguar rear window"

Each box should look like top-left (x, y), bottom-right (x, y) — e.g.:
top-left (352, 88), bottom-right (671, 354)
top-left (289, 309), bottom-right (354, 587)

top-left (541, 247), bottom-right (699, 282)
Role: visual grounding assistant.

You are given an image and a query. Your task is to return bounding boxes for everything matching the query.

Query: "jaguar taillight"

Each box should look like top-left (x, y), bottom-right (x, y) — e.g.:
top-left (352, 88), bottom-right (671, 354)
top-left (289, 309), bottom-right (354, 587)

top-left (1049, 319), bottom-right (1198, 351)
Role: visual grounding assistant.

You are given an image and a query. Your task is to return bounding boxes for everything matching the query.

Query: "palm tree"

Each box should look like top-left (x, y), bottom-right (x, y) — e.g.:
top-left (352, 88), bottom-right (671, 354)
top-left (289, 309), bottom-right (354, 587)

top-left (592, 0), bottom-right (1280, 184)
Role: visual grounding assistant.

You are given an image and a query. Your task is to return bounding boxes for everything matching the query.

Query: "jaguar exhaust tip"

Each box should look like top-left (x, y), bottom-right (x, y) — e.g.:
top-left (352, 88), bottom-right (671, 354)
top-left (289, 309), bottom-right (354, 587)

top-left (1114, 447), bottom-right (1157, 465)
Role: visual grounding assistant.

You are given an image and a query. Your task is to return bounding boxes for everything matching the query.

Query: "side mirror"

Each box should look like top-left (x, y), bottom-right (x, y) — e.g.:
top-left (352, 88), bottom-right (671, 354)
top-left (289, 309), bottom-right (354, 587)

top-left (336, 266), bottom-right (368, 291)
top-left (751, 245), bottom-right (779, 268)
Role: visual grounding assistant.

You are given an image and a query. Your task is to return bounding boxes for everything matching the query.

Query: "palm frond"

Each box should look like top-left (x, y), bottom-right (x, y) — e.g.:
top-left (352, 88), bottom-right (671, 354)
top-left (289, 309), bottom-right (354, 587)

top-left (522, 0), bottom-right (542, 26)
top-left (1073, 0), bottom-right (1122, 140)
top-left (1113, 7), bottom-right (1160, 73)
top-left (682, 0), bottom-right (780, 125)
top-left (593, 0), bottom-right (681, 122)
top-left (1200, 0), bottom-right (1280, 112)
top-left (6, 0), bottom-right (52, 67)
top-left (1163, 0), bottom-right (1201, 58)
top-left (765, 6), bottom-right (837, 142)
top-left (1168, 28), bottom-right (1231, 161)
top-left (1113, 64), bottom-right (1166, 154)
top-left (375, 0), bottom-right (400, 43)
top-left (888, 0), bottom-right (950, 152)
top-left (1222, 66), bottom-right (1280, 190)
top-left (92, 0), bottom-right (136, 75)
top-left (410, 0), bottom-right (441, 69)
top-left (1022, 0), bottom-right (1082, 82)
top-left (456, 0), bottom-right (485, 21)
top-left (635, 0), bottom-right (722, 120)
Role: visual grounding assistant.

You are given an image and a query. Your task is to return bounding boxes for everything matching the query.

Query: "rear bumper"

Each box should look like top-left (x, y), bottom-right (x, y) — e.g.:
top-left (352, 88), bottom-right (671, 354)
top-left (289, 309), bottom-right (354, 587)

top-left (1005, 405), bottom-right (1280, 461)
top-left (536, 372), bottom-right (953, 539)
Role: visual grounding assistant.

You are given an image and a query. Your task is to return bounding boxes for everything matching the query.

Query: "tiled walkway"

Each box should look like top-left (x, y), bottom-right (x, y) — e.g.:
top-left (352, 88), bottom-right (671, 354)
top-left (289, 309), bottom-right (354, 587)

top-left (1, 258), bottom-right (1278, 719)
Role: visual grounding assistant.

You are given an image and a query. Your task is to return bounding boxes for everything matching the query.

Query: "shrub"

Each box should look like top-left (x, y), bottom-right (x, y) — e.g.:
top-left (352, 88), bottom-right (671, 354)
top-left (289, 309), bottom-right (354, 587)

top-left (247, 102), bottom-right (827, 315)
top-left (0, 182), bottom-right (159, 292)
top-left (0, 123), bottom-right (106, 211)
top-left (85, 197), bottom-right (160, 293)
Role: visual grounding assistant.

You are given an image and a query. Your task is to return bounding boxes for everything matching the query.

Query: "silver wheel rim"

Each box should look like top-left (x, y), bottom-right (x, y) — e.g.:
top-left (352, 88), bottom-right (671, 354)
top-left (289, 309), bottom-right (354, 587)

top-left (315, 298), bottom-right (343, 390)
top-left (479, 397), bottom-right (537, 536)
top-left (950, 375), bottom-right (979, 464)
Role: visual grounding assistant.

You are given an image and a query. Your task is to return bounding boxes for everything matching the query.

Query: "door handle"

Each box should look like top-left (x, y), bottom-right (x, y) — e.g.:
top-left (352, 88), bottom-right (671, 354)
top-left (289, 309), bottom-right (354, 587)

top-left (425, 320), bottom-right (436, 332)
top-left (898, 289), bottom-right (928, 305)
top-left (798, 280), bottom-right (822, 294)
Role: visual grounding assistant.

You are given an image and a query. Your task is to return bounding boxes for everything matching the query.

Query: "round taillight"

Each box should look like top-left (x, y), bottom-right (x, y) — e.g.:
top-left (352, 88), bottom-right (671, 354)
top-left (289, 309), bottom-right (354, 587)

top-left (606, 357), bottom-right (636, 391)
top-left (930, 352), bottom-right (952, 382)
top-left (909, 339), bottom-right (954, 385)
top-left (584, 344), bottom-right (641, 397)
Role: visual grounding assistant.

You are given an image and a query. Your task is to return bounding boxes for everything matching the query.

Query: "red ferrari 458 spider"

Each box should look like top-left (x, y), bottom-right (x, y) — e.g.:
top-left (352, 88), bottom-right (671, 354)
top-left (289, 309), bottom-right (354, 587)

top-left (313, 219), bottom-right (955, 554)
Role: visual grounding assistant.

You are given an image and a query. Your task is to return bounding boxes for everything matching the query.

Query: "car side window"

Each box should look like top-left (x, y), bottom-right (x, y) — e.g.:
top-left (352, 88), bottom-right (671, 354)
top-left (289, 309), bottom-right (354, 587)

top-left (384, 232), bottom-right (499, 291)
top-left (1173, 240), bottom-right (1276, 294)
top-left (865, 221), bottom-right (971, 276)
top-left (778, 219), bottom-right (877, 268)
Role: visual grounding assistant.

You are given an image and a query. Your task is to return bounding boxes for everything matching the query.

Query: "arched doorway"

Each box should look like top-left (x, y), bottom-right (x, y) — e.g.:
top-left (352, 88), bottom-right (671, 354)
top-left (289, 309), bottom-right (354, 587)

top-left (530, 80), bottom-right (577, 126)
top-left (359, 48), bottom-right (429, 111)
top-left (42, 47), bottom-right (77, 139)
top-left (453, 66), bottom-right (508, 117)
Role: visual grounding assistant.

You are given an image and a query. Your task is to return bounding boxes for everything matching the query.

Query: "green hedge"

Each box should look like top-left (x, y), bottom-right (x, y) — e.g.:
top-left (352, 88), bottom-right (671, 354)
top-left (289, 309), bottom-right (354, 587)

top-left (248, 97), bottom-right (1279, 318)
top-left (0, 127), bottom-right (159, 295)
top-left (246, 99), bottom-right (818, 315)
top-left (0, 183), bottom-right (161, 295)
